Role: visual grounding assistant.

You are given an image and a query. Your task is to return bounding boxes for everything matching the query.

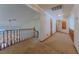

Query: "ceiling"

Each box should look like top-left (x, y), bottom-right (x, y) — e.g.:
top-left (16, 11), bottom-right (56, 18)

top-left (38, 4), bottom-right (74, 18)
top-left (63, 4), bottom-right (74, 18)
top-left (38, 4), bottom-right (60, 10)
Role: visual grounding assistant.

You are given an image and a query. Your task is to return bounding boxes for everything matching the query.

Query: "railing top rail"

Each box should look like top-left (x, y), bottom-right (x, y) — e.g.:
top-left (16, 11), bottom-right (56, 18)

top-left (0, 28), bottom-right (35, 32)
top-left (20, 28), bottom-right (34, 30)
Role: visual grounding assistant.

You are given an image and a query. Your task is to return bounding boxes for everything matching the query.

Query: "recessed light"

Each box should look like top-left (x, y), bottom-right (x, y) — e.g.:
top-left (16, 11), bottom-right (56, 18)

top-left (58, 14), bottom-right (61, 16)
top-left (58, 14), bottom-right (64, 16)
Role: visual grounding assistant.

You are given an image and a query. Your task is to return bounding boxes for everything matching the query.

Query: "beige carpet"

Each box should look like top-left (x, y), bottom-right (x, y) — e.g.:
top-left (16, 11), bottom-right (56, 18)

top-left (0, 32), bottom-right (77, 54)
top-left (41, 32), bottom-right (77, 54)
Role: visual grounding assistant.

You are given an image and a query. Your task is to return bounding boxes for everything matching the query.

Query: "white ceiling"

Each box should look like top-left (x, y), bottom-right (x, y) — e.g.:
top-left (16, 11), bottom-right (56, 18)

top-left (38, 4), bottom-right (60, 10)
top-left (63, 4), bottom-right (74, 18)
top-left (38, 4), bottom-right (74, 19)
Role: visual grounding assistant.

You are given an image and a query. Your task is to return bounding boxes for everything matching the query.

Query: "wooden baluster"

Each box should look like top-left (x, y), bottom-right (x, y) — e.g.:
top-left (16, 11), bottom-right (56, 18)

top-left (8, 30), bottom-right (10, 46)
top-left (14, 30), bottom-right (15, 44)
top-left (8, 31), bottom-right (9, 46)
top-left (1, 31), bottom-right (6, 49)
top-left (33, 27), bottom-right (36, 38)
top-left (4, 31), bottom-right (7, 48)
top-left (8, 31), bottom-right (11, 46)
top-left (17, 29), bottom-right (19, 43)
top-left (12, 30), bottom-right (14, 44)
top-left (15, 30), bottom-right (18, 43)
top-left (21, 30), bottom-right (23, 41)
top-left (15, 30), bottom-right (17, 43)
top-left (20, 30), bottom-right (22, 41)
top-left (6, 30), bottom-right (9, 47)
top-left (0, 43), bottom-right (1, 50)
top-left (18, 29), bottom-right (20, 42)
top-left (10, 30), bottom-right (12, 45)
top-left (0, 31), bottom-right (1, 50)
top-left (0, 32), bottom-right (3, 49)
top-left (2, 31), bottom-right (5, 49)
top-left (17, 29), bottom-right (18, 42)
top-left (11, 30), bottom-right (13, 44)
top-left (17, 29), bottom-right (19, 42)
top-left (9, 30), bottom-right (11, 46)
top-left (3, 31), bottom-right (5, 49)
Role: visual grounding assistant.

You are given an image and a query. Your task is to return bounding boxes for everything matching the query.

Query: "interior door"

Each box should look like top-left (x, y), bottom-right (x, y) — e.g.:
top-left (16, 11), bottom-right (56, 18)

top-left (62, 20), bottom-right (66, 29)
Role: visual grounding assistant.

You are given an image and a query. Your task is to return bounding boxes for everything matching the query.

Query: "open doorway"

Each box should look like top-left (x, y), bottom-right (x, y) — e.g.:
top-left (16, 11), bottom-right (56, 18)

top-left (56, 20), bottom-right (61, 32)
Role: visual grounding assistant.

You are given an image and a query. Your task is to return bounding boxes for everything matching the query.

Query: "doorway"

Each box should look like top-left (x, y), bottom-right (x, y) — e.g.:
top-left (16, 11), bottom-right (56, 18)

top-left (56, 20), bottom-right (61, 32)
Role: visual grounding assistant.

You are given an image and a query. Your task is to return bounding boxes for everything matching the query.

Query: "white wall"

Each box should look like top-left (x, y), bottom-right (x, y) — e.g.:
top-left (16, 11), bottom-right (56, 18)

top-left (22, 18), bottom-right (40, 30)
top-left (71, 5), bottom-right (79, 53)
top-left (0, 5), bottom-right (39, 29)
top-left (39, 12), bottom-right (51, 41)
top-left (52, 17), bottom-right (56, 33)
top-left (68, 15), bottom-right (75, 30)
top-left (22, 18), bottom-right (40, 39)
top-left (39, 9), bottom-right (63, 41)
top-left (0, 5), bottom-right (40, 41)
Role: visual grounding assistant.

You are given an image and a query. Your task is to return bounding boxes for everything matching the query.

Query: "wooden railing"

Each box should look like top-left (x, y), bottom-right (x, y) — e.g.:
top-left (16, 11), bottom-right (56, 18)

top-left (0, 28), bottom-right (38, 50)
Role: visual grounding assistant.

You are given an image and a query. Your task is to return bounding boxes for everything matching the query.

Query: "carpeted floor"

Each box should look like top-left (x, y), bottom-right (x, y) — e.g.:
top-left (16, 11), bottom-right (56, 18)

top-left (0, 32), bottom-right (77, 54)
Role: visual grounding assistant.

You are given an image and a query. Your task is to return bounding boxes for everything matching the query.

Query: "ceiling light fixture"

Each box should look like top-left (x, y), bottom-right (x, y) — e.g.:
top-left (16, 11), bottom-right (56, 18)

top-left (58, 14), bottom-right (64, 16)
